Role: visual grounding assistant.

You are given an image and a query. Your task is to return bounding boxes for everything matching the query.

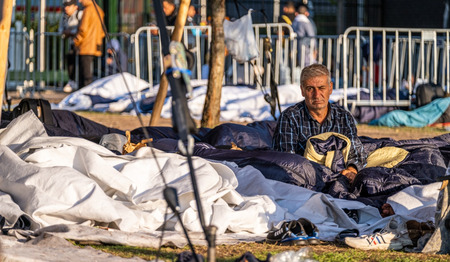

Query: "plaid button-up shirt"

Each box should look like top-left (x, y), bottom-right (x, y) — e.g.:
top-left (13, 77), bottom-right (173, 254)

top-left (272, 101), bottom-right (367, 171)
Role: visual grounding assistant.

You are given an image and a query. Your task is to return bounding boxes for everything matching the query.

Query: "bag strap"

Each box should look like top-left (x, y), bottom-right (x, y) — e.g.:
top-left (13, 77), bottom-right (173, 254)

top-left (281, 15), bottom-right (292, 25)
top-left (38, 99), bottom-right (54, 126)
top-left (20, 98), bottom-right (38, 116)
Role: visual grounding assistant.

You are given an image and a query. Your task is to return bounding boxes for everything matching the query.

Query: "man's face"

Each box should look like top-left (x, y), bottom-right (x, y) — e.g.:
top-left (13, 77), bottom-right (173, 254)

top-left (188, 6), bottom-right (196, 17)
top-left (283, 6), bottom-right (295, 14)
top-left (64, 4), bottom-right (78, 16)
top-left (163, 1), bottom-right (175, 16)
top-left (301, 75), bottom-right (333, 113)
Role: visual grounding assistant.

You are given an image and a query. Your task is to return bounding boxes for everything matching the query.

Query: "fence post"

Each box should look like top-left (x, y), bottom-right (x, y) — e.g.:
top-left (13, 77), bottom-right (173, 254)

top-left (37, 0), bottom-right (45, 90)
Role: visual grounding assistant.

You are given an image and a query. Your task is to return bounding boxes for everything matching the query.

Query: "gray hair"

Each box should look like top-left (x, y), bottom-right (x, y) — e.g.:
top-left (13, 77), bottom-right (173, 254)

top-left (300, 64), bottom-right (331, 87)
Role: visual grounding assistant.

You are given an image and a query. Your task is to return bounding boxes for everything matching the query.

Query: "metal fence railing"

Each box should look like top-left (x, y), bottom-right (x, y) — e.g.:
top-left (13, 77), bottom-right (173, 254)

top-left (133, 25), bottom-right (212, 89)
top-left (132, 23), bottom-right (318, 89)
top-left (6, 24), bottom-right (450, 111)
top-left (131, 24), bottom-right (357, 94)
top-left (7, 30), bottom-right (32, 95)
top-left (6, 30), bottom-right (132, 95)
top-left (342, 27), bottom-right (450, 109)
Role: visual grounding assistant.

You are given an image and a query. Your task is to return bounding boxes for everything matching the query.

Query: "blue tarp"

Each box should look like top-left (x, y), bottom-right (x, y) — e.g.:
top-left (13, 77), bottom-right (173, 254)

top-left (369, 97), bottom-right (450, 127)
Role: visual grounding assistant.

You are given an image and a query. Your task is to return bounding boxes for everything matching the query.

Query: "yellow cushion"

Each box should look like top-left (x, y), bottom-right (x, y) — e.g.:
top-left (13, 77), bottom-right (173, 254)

top-left (366, 146), bottom-right (409, 168)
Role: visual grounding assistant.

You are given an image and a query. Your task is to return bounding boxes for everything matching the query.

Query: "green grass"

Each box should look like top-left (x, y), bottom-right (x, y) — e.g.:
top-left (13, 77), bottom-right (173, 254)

top-left (79, 242), bottom-right (450, 262)
top-left (8, 70), bottom-right (68, 85)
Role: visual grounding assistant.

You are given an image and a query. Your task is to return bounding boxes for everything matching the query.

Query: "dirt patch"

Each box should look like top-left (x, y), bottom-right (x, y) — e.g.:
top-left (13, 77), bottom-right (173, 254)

top-left (356, 124), bottom-right (448, 140)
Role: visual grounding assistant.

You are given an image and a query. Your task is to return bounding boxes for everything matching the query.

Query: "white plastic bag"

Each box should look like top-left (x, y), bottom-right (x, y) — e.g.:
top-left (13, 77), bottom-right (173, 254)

top-left (223, 10), bottom-right (259, 63)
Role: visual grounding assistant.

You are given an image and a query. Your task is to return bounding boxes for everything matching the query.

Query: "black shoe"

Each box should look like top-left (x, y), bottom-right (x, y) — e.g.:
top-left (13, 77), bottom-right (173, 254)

top-left (297, 218), bottom-right (320, 245)
top-left (266, 220), bottom-right (309, 246)
top-left (335, 228), bottom-right (359, 244)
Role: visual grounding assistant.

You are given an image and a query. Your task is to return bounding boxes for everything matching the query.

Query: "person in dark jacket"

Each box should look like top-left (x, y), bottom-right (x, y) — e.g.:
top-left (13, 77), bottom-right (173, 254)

top-left (292, 1), bottom-right (317, 66)
top-left (163, 0), bottom-right (178, 26)
top-left (60, 0), bottom-right (83, 92)
top-left (272, 64), bottom-right (367, 184)
top-left (279, 1), bottom-right (296, 30)
top-left (105, 38), bottom-right (128, 74)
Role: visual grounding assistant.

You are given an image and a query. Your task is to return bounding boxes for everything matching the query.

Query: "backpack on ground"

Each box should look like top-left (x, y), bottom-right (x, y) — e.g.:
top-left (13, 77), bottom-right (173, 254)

top-left (415, 83), bottom-right (446, 107)
top-left (12, 98), bottom-right (54, 126)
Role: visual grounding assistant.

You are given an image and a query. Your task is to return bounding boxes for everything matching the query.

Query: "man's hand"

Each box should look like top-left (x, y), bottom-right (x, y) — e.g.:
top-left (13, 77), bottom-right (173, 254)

top-left (62, 29), bottom-right (75, 38)
top-left (149, 23), bottom-right (159, 36)
top-left (340, 166), bottom-right (358, 184)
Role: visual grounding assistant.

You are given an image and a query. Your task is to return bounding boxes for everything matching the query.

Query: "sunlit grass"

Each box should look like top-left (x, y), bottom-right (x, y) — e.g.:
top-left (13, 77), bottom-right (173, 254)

top-left (79, 242), bottom-right (450, 262)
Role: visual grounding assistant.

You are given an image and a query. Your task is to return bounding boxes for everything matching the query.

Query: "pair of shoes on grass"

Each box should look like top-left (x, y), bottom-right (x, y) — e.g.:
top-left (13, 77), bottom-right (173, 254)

top-left (266, 218), bottom-right (319, 246)
top-left (344, 218), bottom-right (413, 250)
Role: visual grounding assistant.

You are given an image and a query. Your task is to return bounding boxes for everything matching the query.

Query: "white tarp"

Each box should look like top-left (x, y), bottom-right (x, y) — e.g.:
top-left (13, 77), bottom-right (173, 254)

top-left (0, 112), bottom-right (441, 248)
top-left (56, 72), bottom-right (155, 112)
top-left (55, 74), bottom-right (363, 122)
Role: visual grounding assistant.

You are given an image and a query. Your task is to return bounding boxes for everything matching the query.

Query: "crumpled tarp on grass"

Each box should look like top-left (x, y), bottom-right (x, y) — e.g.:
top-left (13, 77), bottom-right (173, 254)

top-left (0, 111), bottom-right (443, 249)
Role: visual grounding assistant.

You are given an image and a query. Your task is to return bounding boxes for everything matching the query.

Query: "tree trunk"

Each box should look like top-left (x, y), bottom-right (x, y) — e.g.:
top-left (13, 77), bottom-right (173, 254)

top-left (0, 0), bottom-right (13, 120)
top-left (201, 0), bottom-right (225, 128)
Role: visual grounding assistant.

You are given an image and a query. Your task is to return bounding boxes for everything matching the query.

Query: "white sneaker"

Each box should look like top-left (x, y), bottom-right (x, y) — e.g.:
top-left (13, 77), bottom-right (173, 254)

top-left (63, 84), bottom-right (72, 93)
top-left (344, 218), bottom-right (412, 250)
top-left (344, 231), bottom-right (402, 250)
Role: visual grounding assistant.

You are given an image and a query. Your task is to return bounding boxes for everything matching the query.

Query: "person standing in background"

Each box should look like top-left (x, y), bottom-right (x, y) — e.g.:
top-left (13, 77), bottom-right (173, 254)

top-left (292, 0), bottom-right (316, 66)
top-left (59, 0), bottom-right (83, 93)
top-left (187, 4), bottom-right (201, 46)
top-left (105, 38), bottom-right (128, 74)
top-left (73, 0), bottom-right (105, 89)
top-left (163, 0), bottom-right (178, 26)
top-left (279, 1), bottom-right (296, 34)
top-left (187, 4), bottom-right (198, 26)
top-left (186, 4), bottom-right (201, 78)
top-left (278, 1), bottom-right (297, 84)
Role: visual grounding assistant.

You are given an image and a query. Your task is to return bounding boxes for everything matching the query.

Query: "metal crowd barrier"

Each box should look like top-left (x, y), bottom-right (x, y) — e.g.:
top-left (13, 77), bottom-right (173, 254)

top-left (7, 30), bottom-right (32, 95)
top-left (131, 24), bottom-right (346, 93)
top-left (301, 35), bottom-right (343, 88)
top-left (6, 30), bottom-right (132, 96)
top-left (6, 24), bottom-right (337, 98)
top-left (342, 27), bottom-right (450, 109)
top-left (133, 23), bottom-right (300, 90)
top-left (4, 24), bottom-right (351, 104)
top-left (7, 24), bottom-right (450, 112)
top-left (227, 23), bottom-right (297, 88)
top-left (132, 25), bottom-right (212, 89)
